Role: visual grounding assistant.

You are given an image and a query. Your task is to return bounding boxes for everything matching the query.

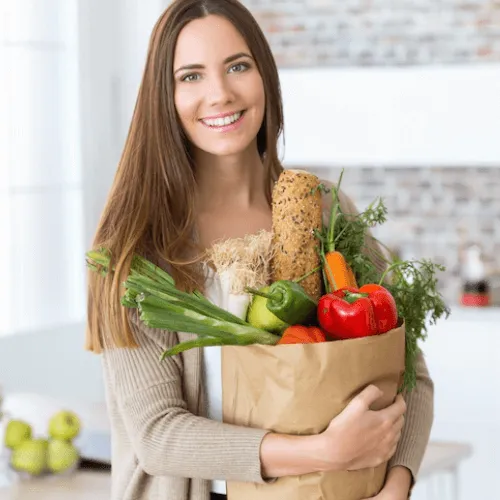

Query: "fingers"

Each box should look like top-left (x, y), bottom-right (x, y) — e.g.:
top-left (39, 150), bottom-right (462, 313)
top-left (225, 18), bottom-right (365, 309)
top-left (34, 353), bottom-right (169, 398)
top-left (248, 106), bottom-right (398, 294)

top-left (353, 384), bottom-right (384, 409)
top-left (394, 414), bottom-right (405, 433)
top-left (391, 426), bottom-right (403, 446)
top-left (387, 415), bottom-right (404, 449)
top-left (381, 394), bottom-right (407, 423)
top-left (387, 442), bottom-right (398, 460)
top-left (376, 414), bottom-right (403, 461)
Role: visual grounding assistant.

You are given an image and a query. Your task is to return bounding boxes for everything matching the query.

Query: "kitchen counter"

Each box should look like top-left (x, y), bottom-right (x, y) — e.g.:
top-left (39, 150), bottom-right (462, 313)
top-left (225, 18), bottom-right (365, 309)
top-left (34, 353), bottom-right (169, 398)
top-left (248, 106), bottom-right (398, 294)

top-left (0, 469), bottom-right (110, 500)
top-left (0, 442), bottom-right (472, 499)
top-left (421, 311), bottom-right (498, 500)
top-left (446, 305), bottom-right (500, 322)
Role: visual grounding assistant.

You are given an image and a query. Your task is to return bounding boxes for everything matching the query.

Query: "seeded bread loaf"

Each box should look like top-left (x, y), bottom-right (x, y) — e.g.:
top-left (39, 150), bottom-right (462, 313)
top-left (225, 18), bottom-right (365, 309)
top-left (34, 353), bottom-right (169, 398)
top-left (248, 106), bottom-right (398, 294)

top-left (270, 169), bottom-right (323, 301)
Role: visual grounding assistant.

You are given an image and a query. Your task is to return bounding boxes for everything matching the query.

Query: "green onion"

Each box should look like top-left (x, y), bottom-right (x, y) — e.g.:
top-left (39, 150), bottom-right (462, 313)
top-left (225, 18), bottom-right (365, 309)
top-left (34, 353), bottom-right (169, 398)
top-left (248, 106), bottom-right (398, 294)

top-left (124, 274), bottom-right (248, 325)
top-left (138, 301), bottom-right (278, 344)
top-left (86, 248), bottom-right (281, 359)
top-left (160, 336), bottom-right (254, 360)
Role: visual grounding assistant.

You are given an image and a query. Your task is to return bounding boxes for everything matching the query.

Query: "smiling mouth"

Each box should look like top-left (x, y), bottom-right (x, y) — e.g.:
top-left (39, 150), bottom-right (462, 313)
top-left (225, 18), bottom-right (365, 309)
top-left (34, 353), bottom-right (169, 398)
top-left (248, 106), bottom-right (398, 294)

top-left (200, 110), bottom-right (245, 128)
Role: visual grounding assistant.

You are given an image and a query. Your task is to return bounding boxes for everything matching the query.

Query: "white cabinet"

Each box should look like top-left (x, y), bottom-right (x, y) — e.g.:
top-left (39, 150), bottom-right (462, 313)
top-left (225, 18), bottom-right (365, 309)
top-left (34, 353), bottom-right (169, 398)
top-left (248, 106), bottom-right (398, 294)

top-left (278, 66), bottom-right (500, 168)
top-left (412, 307), bottom-right (500, 500)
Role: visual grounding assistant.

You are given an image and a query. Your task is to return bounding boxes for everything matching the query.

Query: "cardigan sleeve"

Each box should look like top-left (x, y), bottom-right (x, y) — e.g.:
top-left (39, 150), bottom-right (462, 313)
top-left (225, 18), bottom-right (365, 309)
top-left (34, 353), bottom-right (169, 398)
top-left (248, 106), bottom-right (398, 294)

top-left (321, 180), bottom-right (435, 488)
top-left (387, 350), bottom-right (434, 483)
top-left (102, 310), bottom-right (271, 482)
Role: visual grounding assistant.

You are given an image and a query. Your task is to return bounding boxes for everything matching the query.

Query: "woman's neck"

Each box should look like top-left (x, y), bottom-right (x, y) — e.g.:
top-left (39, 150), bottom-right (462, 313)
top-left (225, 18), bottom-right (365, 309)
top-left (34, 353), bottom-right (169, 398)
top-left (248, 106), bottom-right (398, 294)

top-left (194, 146), bottom-right (268, 213)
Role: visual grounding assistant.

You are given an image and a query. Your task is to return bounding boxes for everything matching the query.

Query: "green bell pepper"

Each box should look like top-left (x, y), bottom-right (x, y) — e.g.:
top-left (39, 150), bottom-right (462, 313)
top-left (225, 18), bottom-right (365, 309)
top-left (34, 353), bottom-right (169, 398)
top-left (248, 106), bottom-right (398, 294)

top-left (247, 280), bottom-right (317, 325)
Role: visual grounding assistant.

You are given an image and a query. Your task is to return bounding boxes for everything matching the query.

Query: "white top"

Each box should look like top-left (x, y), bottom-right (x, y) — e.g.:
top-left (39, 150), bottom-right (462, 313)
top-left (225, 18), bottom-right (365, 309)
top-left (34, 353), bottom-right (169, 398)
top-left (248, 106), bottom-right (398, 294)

top-left (203, 346), bottom-right (225, 494)
top-left (202, 267), bottom-right (251, 494)
top-left (203, 267), bottom-right (225, 424)
top-left (203, 269), bottom-right (225, 494)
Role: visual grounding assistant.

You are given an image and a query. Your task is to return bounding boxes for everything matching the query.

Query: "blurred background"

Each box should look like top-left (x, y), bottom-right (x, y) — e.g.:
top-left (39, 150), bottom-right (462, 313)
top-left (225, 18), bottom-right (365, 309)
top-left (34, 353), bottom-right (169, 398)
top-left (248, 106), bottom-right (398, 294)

top-left (0, 0), bottom-right (499, 498)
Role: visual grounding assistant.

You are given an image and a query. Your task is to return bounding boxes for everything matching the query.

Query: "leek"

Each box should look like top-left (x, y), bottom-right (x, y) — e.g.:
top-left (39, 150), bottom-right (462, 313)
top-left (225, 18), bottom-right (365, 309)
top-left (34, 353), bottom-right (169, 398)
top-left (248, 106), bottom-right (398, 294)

top-left (86, 248), bottom-right (281, 359)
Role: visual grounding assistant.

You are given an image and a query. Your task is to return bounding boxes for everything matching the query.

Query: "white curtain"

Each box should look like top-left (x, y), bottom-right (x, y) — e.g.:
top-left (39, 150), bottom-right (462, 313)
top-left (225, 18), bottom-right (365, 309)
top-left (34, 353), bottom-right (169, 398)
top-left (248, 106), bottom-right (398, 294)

top-left (0, 0), bottom-right (85, 335)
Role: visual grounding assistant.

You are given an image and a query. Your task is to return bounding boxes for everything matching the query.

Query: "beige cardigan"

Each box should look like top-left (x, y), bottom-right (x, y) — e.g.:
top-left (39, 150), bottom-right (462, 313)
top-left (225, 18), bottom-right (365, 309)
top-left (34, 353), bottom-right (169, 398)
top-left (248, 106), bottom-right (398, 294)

top-left (100, 190), bottom-right (434, 500)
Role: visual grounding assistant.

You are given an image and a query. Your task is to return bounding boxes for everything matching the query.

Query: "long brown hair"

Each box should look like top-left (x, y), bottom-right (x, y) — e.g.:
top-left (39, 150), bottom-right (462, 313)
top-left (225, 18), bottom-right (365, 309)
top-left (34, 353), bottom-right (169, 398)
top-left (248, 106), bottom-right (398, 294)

top-left (86, 0), bottom-right (284, 352)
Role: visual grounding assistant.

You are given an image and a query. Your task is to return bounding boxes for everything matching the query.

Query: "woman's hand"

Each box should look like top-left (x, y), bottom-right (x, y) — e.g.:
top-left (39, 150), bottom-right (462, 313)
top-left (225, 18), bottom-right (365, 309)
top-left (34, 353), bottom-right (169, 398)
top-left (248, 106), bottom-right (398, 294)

top-left (319, 384), bottom-right (406, 472)
top-left (362, 466), bottom-right (413, 499)
top-left (260, 384), bottom-right (406, 478)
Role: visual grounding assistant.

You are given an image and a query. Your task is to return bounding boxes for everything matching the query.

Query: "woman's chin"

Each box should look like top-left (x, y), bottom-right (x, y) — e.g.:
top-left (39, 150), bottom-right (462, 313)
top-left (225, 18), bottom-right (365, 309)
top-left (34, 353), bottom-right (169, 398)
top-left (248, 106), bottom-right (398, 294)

top-left (198, 138), bottom-right (257, 158)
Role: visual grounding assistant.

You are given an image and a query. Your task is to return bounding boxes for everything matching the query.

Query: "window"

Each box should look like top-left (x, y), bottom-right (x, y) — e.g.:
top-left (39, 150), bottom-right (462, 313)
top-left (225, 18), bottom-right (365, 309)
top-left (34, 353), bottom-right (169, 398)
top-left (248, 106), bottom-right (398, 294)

top-left (0, 0), bottom-right (85, 335)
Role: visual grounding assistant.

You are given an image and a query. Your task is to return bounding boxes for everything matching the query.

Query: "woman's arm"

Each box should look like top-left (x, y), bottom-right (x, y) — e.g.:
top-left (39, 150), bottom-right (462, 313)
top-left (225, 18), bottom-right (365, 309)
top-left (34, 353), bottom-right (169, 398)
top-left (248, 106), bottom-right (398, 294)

top-left (103, 310), bottom-right (406, 483)
top-left (103, 311), bottom-right (271, 483)
top-left (387, 351), bottom-right (434, 486)
top-left (261, 385), bottom-right (406, 479)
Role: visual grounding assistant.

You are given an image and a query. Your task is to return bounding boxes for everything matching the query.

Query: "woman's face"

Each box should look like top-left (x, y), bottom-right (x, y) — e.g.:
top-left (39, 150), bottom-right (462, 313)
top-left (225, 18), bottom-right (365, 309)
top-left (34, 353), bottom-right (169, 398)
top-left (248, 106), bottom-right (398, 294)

top-left (173, 15), bottom-right (266, 158)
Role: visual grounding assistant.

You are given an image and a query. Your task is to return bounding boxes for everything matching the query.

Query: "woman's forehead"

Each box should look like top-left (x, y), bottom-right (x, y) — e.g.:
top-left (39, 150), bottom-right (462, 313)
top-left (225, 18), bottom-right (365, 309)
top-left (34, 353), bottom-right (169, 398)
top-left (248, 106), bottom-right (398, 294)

top-left (174, 15), bottom-right (250, 68)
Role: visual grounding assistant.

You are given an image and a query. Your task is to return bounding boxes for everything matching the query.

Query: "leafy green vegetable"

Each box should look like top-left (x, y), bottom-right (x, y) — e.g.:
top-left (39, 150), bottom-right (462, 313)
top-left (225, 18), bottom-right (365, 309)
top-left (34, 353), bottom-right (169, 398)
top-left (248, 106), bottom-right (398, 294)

top-left (85, 249), bottom-right (281, 360)
top-left (317, 170), bottom-right (450, 390)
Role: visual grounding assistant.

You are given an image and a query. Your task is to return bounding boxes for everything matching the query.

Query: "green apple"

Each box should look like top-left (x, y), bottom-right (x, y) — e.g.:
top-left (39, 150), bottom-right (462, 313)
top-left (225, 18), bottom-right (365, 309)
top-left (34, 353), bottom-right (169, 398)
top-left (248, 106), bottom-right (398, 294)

top-left (48, 410), bottom-right (81, 441)
top-left (47, 439), bottom-right (79, 474)
top-left (10, 438), bottom-right (48, 476)
top-left (4, 419), bottom-right (32, 450)
top-left (246, 286), bottom-right (289, 334)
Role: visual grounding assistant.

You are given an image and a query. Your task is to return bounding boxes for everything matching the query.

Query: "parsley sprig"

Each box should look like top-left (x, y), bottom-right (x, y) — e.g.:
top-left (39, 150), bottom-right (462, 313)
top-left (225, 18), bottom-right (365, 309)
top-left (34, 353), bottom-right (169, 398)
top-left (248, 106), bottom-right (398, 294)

top-left (318, 171), bottom-right (450, 390)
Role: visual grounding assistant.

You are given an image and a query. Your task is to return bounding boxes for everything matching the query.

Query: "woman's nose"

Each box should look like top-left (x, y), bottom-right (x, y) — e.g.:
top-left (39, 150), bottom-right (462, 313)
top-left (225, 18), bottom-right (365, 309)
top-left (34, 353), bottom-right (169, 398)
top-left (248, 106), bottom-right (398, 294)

top-left (206, 74), bottom-right (235, 107)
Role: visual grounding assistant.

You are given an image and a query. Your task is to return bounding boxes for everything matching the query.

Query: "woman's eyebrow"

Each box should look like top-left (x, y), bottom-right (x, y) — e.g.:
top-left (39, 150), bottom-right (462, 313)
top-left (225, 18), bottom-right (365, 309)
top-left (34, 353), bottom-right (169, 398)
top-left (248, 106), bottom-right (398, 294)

top-left (174, 52), bottom-right (253, 75)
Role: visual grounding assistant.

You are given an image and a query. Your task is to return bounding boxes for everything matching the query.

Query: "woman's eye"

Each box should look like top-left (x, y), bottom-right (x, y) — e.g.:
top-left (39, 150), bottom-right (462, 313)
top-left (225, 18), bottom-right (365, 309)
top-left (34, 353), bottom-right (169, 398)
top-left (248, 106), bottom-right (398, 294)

top-left (228, 62), bottom-right (249, 73)
top-left (181, 73), bottom-right (200, 82)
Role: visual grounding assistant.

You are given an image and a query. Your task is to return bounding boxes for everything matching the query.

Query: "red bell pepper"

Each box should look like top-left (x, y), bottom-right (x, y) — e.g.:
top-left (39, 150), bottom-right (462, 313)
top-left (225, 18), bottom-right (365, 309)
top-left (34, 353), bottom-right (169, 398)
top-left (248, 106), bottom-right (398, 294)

top-left (317, 284), bottom-right (398, 340)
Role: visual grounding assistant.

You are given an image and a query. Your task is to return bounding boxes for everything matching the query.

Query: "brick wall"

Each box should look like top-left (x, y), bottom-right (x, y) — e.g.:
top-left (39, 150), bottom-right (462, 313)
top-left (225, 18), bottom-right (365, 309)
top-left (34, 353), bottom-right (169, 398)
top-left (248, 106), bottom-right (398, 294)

top-left (305, 166), bottom-right (500, 304)
top-left (237, 0), bottom-right (500, 304)
top-left (244, 0), bottom-right (500, 67)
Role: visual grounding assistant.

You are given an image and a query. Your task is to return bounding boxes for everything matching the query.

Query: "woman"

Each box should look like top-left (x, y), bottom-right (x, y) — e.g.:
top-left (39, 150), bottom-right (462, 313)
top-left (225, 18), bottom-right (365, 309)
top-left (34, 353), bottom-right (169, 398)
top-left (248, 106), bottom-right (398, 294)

top-left (85, 1), bottom-right (433, 499)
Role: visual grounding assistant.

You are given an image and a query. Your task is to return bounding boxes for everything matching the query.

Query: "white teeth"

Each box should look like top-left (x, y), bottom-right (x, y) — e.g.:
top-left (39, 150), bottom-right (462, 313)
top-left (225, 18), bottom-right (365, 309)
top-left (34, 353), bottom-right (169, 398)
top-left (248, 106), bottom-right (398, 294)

top-left (202, 111), bottom-right (242, 127)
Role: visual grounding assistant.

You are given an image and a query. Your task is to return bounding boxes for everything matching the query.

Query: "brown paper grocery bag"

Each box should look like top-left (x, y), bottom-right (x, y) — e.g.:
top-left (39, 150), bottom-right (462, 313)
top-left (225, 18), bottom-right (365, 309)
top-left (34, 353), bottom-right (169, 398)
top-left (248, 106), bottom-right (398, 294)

top-left (222, 322), bottom-right (406, 500)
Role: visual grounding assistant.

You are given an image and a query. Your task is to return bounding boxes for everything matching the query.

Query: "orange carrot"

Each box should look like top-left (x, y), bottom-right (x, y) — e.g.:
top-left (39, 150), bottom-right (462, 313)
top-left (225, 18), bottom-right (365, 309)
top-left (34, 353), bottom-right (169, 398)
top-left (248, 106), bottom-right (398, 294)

top-left (277, 325), bottom-right (327, 345)
top-left (324, 250), bottom-right (358, 291)
top-left (322, 170), bottom-right (357, 291)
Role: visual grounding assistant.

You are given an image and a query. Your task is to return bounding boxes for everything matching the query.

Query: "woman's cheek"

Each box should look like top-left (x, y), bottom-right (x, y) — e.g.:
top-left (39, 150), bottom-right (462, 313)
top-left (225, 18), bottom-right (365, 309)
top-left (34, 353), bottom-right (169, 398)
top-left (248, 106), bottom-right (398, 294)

top-left (175, 87), bottom-right (198, 116)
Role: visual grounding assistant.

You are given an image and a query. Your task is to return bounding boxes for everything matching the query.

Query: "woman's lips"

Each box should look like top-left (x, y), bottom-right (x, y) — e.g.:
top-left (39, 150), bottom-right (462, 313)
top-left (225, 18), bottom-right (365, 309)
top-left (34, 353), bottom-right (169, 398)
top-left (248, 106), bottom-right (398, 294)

top-left (200, 110), bottom-right (246, 132)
